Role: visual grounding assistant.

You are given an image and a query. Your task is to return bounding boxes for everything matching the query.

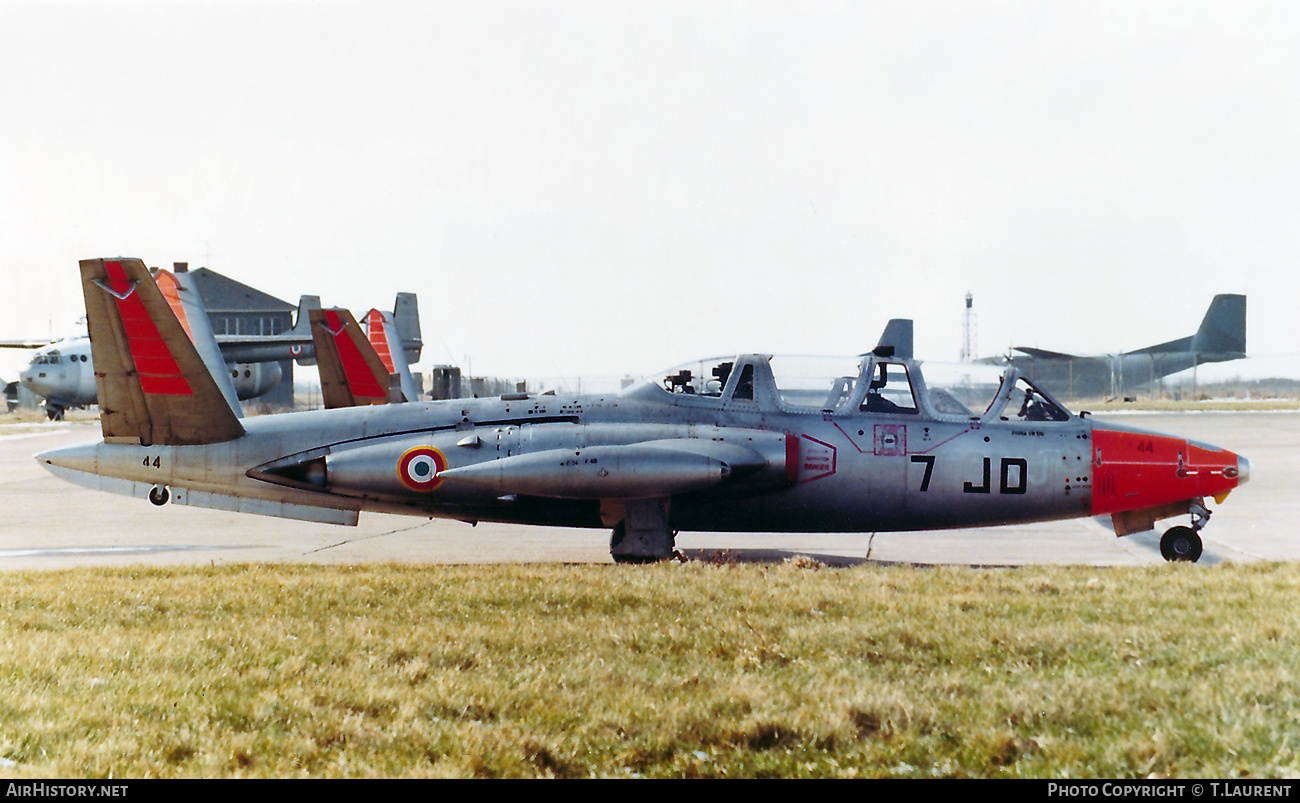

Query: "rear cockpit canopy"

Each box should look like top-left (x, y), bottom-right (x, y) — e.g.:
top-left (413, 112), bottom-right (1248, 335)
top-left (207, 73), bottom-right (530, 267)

top-left (627, 354), bottom-right (1073, 424)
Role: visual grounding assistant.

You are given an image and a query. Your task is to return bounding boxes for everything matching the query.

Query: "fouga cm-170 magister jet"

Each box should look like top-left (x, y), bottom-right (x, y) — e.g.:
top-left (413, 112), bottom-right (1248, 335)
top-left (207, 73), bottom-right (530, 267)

top-left (38, 258), bottom-right (1249, 563)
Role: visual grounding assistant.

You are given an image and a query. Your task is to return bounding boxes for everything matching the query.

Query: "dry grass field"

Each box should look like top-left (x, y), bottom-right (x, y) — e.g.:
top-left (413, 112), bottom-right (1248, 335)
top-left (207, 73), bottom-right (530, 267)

top-left (0, 560), bottom-right (1297, 778)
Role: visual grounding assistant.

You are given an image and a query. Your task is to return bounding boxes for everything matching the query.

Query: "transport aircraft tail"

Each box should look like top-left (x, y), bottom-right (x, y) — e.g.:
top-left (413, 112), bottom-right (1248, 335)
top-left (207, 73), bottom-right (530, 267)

top-left (1130, 294), bottom-right (1246, 358)
top-left (391, 292), bottom-right (422, 364)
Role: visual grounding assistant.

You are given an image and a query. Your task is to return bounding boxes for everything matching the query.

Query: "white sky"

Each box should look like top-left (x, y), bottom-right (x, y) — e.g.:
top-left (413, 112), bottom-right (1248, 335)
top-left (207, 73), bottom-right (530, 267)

top-left (1, 0), bottom-right (1297, 384)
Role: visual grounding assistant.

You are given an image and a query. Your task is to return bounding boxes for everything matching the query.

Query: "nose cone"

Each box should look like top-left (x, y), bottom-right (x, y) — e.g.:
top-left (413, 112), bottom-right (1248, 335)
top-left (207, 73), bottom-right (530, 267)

top-left (21, 363), bottom-right (61, 399)
top-left (1091, 425), bottom-right (1248, 516)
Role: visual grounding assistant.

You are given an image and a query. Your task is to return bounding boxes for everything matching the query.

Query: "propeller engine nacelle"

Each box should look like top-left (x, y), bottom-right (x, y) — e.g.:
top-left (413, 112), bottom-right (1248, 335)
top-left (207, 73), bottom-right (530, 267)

top-left (229, 362), bottom-right (283, 401)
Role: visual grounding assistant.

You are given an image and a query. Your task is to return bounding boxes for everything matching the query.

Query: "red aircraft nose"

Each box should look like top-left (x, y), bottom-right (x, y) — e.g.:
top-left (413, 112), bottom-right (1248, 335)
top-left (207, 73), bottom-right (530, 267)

top-left (1091, 425), bottom-right (1248, 517)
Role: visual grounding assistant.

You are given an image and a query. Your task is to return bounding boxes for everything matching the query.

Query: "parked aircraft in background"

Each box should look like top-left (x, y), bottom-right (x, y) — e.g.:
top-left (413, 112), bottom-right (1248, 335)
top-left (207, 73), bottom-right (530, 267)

top-left (18, 331), bottom-right (287, 421)
top-left (309, 306), bottom-right (418, 408)
top-left (979, 295), bottom-right (1246, 399)
top-left (39, 258), bottom-right (1249, 564)
top-left (7, 268), bottom-right (422, 420)
top-left (365, 302), bottom-right (420, 403)
top-left (14, 293), bottom-right (312, 418)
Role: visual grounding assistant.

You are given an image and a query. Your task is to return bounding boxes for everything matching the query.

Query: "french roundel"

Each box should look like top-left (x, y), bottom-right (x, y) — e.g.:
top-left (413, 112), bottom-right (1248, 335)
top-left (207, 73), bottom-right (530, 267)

top-left (397, 446), bottom-right (447, 492)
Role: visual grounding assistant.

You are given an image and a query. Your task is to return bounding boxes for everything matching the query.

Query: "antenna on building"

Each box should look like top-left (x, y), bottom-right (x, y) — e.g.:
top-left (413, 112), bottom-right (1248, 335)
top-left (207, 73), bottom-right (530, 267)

top-left (960, 292), bottom-right (977, 363)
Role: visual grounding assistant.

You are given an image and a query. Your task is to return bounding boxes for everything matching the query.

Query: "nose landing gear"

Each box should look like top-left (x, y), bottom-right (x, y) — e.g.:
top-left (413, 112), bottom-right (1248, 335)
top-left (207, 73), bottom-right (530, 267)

top-left (1160, 499), bottom-right (1210, 563)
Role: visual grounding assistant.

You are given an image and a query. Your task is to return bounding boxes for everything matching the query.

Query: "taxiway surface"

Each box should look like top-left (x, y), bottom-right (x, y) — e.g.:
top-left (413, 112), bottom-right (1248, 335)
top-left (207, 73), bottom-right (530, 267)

top-left (1, 411), bottom-right (1293, 570)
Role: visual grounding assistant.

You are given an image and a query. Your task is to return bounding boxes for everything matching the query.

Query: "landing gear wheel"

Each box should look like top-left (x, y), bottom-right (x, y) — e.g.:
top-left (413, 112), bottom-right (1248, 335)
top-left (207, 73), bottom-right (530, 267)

top-left (148, 485), bottom-right (170, 506)
top-left (1160, 525), bottom-right (1202, 563)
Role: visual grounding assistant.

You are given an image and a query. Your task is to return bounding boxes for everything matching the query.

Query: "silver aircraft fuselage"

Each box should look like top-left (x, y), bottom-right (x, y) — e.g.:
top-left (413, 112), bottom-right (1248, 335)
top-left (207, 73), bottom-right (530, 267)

top-left (38, 353), bottom-right (1248, 548)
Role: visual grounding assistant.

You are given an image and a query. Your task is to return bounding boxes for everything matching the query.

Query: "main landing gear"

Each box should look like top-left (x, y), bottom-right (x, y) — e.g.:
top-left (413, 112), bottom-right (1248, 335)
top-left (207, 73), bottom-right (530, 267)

top-left (609, 498), bottom-right (677, 564)
top-left (1160, 499), bottom-right (1210, 563)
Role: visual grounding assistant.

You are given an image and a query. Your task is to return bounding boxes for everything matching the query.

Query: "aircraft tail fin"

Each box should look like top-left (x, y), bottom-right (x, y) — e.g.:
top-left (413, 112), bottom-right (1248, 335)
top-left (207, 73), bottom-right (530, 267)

top-left (79, 258), bottom-right (245, 446)
top-left (290, 295), bottom-right (322, 365)
top-left (1131, 294), bottom-right (1247, 357)
top-left (875, 318), bottom-right (913, 360)
top-left (1191, 294), bottom-right (1246, 355)
top-left (310, 308), bottom-right (396, 408)
top-left (366, 308), bottom-right (419, 402)
top-left (392, 292), bottom-right (422, 364)
top-left (154, 269), bottom-right (244, 418)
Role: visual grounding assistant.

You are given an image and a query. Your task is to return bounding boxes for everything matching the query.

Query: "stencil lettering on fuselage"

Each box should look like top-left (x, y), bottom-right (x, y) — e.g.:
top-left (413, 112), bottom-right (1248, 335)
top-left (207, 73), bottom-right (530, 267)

top-left (798, 435), bottom-right (837, 483)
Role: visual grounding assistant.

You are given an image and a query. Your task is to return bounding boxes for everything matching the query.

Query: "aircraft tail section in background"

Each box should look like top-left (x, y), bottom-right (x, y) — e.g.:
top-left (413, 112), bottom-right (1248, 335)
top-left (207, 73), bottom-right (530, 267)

top-left (1130, 294), bottom-right (1247, 359)
top-left (981, 294), bottom-right (1248, 399)
top-left (310, 308), bottom-right (398, 408)
top-left (290, 295), bottom-right (322, 365)
top-left (391, 292), bottom-right (422, 365)
top-left (1193, 293), bottom-right (1247, 357)
top-left (79, 258), bottom-right (245, 446)
top-left (154, 269), bottom-right (244, 418)
top-left (365, 307), bottom-right (418, 402)
top-left (874, 318), bottom-right (913, 359)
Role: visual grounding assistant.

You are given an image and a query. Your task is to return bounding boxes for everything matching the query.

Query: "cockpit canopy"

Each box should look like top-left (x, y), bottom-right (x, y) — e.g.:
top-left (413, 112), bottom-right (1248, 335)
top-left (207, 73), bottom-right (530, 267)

top-left (626, 353), bottom-right (1073, 424)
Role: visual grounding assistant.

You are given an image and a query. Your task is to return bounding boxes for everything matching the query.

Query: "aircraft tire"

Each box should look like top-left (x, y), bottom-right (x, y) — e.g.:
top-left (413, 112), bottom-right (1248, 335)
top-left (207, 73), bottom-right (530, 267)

top-left (148, 485), bottom-right (170, 507)
top-left (1160, 526), bottom-right (1202, 563)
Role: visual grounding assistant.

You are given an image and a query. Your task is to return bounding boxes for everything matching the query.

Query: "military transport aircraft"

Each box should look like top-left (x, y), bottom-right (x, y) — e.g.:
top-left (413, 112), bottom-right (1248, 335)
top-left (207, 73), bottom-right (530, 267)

top-left (18, 334), bottom-right (285, 420)
top-left (12, 286), bottom-right (321, 420)
top-left (38, 258), bottom-right (1249, 564)
top-left (980, 294), bottom-right (1247, 399)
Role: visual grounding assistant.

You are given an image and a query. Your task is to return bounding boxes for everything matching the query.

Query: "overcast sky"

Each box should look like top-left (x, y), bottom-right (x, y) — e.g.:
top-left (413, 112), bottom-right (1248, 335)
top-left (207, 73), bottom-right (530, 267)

top-left (0, 1), bottom-right (1296, 385)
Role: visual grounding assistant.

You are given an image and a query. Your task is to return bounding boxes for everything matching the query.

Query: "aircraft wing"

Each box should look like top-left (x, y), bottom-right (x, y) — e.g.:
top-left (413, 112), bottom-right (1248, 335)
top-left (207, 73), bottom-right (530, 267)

top-left (309, 308), bottom-right (397, 408)
top-left (79, 258), bottom-right (245, 446)
top-left (1011, 346), bottom-right (1081, 360)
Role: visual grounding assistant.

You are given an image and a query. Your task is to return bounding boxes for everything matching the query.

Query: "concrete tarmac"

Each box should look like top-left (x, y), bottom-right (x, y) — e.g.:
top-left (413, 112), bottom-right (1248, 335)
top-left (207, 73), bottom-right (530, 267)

top-left (1, 411), bottom-right (1294, 570)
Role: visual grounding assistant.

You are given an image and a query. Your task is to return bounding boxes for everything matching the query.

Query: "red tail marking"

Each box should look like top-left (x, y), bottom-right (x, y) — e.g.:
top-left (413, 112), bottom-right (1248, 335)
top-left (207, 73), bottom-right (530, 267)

top-left (104, 261), bottom-right (193, 396)
top-left (366, 309), bottom-right (397, 373)
top-left (154, 270), bottom-right (196, 344)
top-left (324, 309), bottom-right (386, 399)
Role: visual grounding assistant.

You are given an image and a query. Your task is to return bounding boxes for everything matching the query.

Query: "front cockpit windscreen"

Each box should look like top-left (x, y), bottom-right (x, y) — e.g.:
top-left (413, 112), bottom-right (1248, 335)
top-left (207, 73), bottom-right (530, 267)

top-left (921, 362), bottom-right (1073, 422)
top-left (654, 357), bottom-right (740, 398)
top-left (991, 375), bottom-right (1072, 422)
top-left (644, 354), bottom-right (868, 410)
